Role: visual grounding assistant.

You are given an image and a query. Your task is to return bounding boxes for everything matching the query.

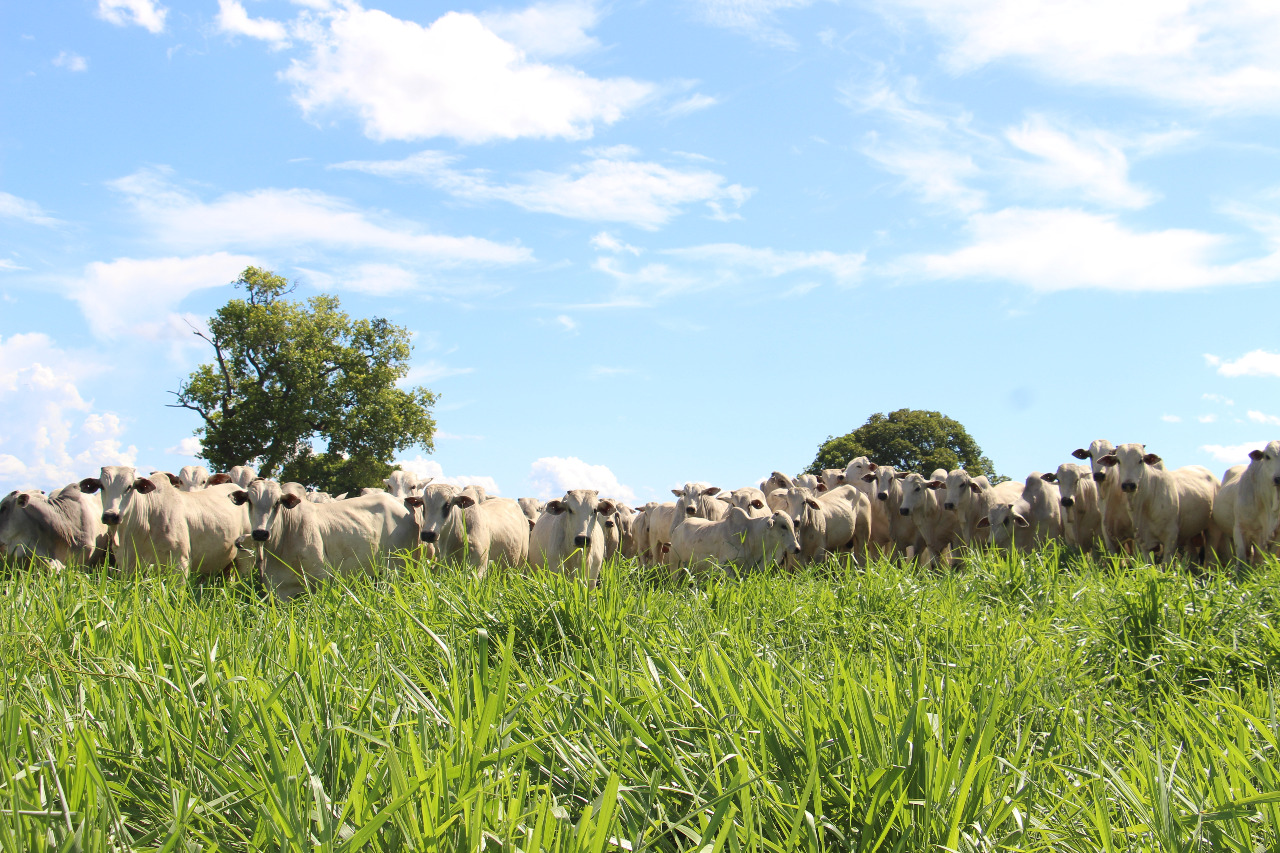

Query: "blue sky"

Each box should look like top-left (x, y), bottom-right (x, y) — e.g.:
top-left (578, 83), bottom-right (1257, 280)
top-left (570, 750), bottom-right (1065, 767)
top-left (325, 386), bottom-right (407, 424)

top-left (4, 0), bottom-right (1280, 503)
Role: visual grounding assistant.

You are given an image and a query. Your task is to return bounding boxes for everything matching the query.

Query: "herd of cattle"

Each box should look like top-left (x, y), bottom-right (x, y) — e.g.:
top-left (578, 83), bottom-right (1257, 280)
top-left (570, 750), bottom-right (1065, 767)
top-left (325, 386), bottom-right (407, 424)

top-left (1, 438), bottom-right (1278, 598)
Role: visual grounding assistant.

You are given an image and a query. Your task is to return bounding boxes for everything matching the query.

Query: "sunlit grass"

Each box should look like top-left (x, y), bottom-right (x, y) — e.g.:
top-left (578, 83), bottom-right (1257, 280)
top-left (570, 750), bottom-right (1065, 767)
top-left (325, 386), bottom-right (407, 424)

top-left (1, 549), bottom-right (1278, 850)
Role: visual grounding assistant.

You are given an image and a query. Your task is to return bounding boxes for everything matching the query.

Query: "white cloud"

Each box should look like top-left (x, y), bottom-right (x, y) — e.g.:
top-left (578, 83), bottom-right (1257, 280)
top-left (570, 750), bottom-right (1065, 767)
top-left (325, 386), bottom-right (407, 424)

top-left (216, 0), bottom-right (290, 48)
top-left (883, 0), bottom-right (1280, 110)
top-left (529, 456), bottom-right (635, 502)
top-left (1203, 392), bottom-right (1234, 405)
top-left (53, 51), bottom-right (88, 72)
top-left (665, 243), bottom-right (864, 283)
top-left (555, 314), bottom-right (577, 332)
top-left (909, 207), bottom-right (1280, 292)
top-left (667, 93), bottom-right (718, 117)
top-left (395, 456), bottom-right (500, 494)
top-left (110, 167), bottom-right (531, 264)
top-left (590, 231), bottom-right (641, 255)
top-left (96, 0), bottom-right (167, 33)
top-left (1162, 414), bottom-right (1182, 423)
top-left (334, 149), bottom-right (751, 230)
top-left (861, 141), bottom-right (986, 213)
top-left (0, 191), bottom-right (60, 226)
top-left (695, 0), bottom-right (816, 46)
top-left (283, 2), bottom-right (651, 143)
top-left (480, 0), bottom-right (600, 57)
top-left (1004, 115), bottom-right (1155, 209)
top-left (166, 436), bottom-right (203, 456)
top-left (1199, 414), bottom-right (1218, 423)
top-left (400, 361), bottom-right (474, 385)
top-left (1248, 410), bottom-right (1280, 425)
top-left (0, 333), bottom-right (136, 494)
top-left (64, 252), bottom-right (254, 341)
top-left (1206, 349), bottom-right (1280, 377)
top-left (1202, 441), bottom-right (1270, 464)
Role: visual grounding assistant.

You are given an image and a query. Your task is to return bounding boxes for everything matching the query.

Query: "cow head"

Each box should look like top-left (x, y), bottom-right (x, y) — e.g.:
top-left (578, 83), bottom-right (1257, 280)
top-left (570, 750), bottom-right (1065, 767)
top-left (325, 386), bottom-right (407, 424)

top-left (80, 466), bottom-right (155, 525)
top-left (1096, 443), bottom-right (1152, 494)
top-left (178, 465), bottom-right (209, 492)
top-left (898, 472), bottom-right (940, 516)
top-left (230, 479), bottom-right (302, 541)
top-left (1247, 440), bottom-right (1280, 488)
top-left (1073, 439), bottom-right (1116, 483)
top-left (548, 489), bottom-right (616, 550)
top-left (406, 483), bottom-right (463, 544)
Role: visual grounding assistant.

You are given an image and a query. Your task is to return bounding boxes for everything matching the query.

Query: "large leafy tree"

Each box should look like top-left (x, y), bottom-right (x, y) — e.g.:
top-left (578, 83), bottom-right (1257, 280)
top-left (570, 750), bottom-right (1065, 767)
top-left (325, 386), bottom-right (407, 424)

top-left (171, 267), bottom-right (437, 495)
top-left (806, 409), bottom-right (1001, 480)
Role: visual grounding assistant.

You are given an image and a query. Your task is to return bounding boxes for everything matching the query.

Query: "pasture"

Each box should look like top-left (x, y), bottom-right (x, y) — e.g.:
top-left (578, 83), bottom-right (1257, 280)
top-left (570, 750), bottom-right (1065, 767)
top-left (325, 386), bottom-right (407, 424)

top-left (1, 550), bottom-right (1279, 851)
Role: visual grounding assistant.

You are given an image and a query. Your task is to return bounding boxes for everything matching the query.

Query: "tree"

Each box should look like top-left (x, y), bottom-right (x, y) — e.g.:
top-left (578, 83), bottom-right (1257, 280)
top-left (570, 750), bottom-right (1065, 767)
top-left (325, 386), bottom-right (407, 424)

top-left (805, 409), bottom-right (1002, 480)
top-left (171, 267), bottom-right (437, 496)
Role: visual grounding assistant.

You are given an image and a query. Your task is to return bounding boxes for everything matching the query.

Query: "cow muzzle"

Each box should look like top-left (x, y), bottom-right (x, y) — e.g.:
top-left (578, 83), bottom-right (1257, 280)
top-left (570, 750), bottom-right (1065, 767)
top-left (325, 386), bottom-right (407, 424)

top-left (1121, 482), bottom-right (1137, 493)
top-left (251, 529), bottom-right (270, 542)
top-left (685, 507), bottom-right (696, 515)
top-left (573, 535), bottom-right (590, 548)
top-left (101, 511), bottom-right (120, 525)
top-left (943, 501), bottom-right (955, 510)
top-left (1273, 476), bottom-right (1280, 487)
top-left (899, 507), bottom-right (910, 516)
top-left (1093, 472), bottom-right (1106, 482)
top-left (877, 492), bottom-right (888, 501)
top-left (420, 530), bottom-right (438, 543)
top-left (1061, 496), bottom-right (1075, 508)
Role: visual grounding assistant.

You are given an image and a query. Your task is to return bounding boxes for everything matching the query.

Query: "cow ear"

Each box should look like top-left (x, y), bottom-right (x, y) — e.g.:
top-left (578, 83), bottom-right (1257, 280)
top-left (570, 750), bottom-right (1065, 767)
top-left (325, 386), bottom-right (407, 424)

top-left (671, 489), bottom-right (682, 497)
top-left (835, 474), bottom-right (846, 483)
top-left (528, 518), bottom-right (535, 531)
top-left (333, 493), bottom-right (347, 500)
top-left (894, 471), bottom-right (909, 480)
top-left (805, 497), bottom-right (820, 510)
top-left (751, 499), bottom-right (764, 509)
top-left (1012, 514), bottom-right (1030, 528)
top-left (79, 478), bottom-right (102, 494)
top-left (1142, 453), bottom-right (1161, 466)
top-left (861, 473), bottom-right (876, 482)
top-left (1041, 473), bottom-right (1057, 482)
top-left (135, 478), bottom-right (157, 494)
top-left (703, 486), bottom-right (721, 496)
top-left (383, 478), bottom-right (392, 487)
top-left (231, 490), bottom-right (249, 505)
top-left (816, 482), bottom-right (828, 492)
top-left (208, 473), bottom-right (232, 486)
top-left (404, 496), bottom-right (423, 508)
top-left (969, 482), bottom-right (981, 494)
top-left (16, 493), bottom-right (30, 507)
top-left (280, 493), bottom-right (302, 509)
top-left (926, 480), bottom-right (944, 490)
top-left (545, 500), bottom-right (566, 515)
top-left (1098, 454), bottom-right (1119, 467)
top-left (976, 517), bottom-right (990, 529)
top-left (1071, 448), bottom-right (1091, 460)
top-left (597, 500), bottom-right (616, 515)
top-left (866, 463), bottom-right (878, 471)
top-left (453, 494), bottom-right (476, 509)
top-left (1249, 449), bottom-right (1265, 461)
top-left (164, 472), bottom-right (181, 486)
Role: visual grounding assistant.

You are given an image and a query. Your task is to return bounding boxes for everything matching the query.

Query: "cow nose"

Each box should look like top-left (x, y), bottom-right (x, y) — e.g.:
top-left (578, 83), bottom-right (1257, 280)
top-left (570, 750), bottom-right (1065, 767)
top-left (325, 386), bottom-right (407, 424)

top-left (101, 511), bottom-right (120, 525)
top-left (421, 530), bottom-right (438, 543)
top-left (899, 507), bottom-right (910, 516)
top-left (1273, 476), bottom-right (1280, 486)
top-left (1061, 496), bottom-right (1075, 507)
top-left (573, 535), bottom-right (589, 548)
top-left (1121, 482), bottom-right (1137, 493)
top-left (792, 546), bottom-right (801, 554)
top-left (877, 492), bottom-right (888, 501)
top-left (943, 501), bottom-right (954, 510)
top-left (251, 529), bottom-right (269, 542)
top-left (685, 507), bottom-right (696, 515)
top-left (1093, 472), bottom-right (1106, 482)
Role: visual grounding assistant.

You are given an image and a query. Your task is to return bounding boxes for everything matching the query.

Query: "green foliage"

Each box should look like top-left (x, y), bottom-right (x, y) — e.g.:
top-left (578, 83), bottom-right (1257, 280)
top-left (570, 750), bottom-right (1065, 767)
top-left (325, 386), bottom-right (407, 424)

top-left (807, 408), bottom-right (1002, 480)
top-left (2, 549), bottom-right (1278, 850)
top-left (172, 267), bottom-right (436, 495)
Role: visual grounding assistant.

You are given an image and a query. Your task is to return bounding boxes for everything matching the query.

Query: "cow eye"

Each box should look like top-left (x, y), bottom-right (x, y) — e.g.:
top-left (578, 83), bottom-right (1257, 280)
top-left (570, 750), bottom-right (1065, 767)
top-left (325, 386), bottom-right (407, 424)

top-left (441, 505), bottom-right (450, 517)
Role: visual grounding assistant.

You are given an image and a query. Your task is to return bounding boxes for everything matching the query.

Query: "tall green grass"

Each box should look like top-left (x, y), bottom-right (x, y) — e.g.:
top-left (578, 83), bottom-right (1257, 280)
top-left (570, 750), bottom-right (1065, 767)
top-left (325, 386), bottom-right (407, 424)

top-left (1, 549), bottom-right (1278, 851)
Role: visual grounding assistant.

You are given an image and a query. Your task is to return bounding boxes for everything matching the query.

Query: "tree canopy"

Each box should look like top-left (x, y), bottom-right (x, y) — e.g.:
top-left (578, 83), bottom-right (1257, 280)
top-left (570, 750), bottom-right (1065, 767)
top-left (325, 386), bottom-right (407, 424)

top-left (805, 409), bottom-right (1001, 480)
top-left (172, 267), bottom-right (436, 495)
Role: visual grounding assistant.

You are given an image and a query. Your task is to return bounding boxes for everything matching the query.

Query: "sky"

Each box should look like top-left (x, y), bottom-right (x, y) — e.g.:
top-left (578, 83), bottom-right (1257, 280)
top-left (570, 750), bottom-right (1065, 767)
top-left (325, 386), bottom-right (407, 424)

top-left (3, 0), bottom-right (1280, 504)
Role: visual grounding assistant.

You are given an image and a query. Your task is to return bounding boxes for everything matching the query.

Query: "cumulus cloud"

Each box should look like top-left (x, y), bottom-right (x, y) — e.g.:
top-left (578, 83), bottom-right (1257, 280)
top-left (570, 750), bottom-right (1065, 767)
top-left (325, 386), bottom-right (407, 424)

top-left (529, 456), bottom-right (635, 502)
top-left (53, 51), bottom-right (88, 72)
top-left (0, 334), bottom-right (136, 493)
top-left (395, 456), bottom-right (500, 494)
top-left (166, 436), bottom-right (203, 456)
top-left (333, 149), bottom-right (751, 230)
top-left (882, 0), bottom-right (1280, 110)
top-left (1205, 349), bottom-right (1280, 378)
top-left (63, 252), bottom-right (255, 340)
top-left (215, 0), bottom-right (290, 48)
top-left (0, 191), bottom-right (60, 227)
top-left (906, 207), bottom-right (1280, 292)
top-left (1247, 410), bottom-right (1280, 425)
top-left (590, 231), bottom-right (641, 255)
top-left (1161, 414), bottom-right (1181, 423)
top-left (96, 0), bottom-right (167, 33)
top-left (480, 0), bottom-right (601, 57)
top-left (283, 2), bottom-right (651, 143)
top-left (1202, 441), bottom-right (1270, 464)
top-left (109, 166), bottom-right (531, 265)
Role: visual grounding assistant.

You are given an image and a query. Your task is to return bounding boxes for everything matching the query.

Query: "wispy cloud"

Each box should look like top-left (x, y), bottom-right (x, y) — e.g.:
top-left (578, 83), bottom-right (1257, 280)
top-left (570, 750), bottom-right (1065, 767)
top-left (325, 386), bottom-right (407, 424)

top-left (52, 51), bottom-right (88, 72)
top-left (1205, 350), bottom-right (1280, 378)
top-left (0, 191), bottom-right (61, 227)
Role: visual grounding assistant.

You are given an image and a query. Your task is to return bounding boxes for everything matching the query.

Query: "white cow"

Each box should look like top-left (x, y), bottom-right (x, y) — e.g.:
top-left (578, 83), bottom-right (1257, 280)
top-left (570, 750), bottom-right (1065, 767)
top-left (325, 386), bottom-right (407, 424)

top-left (775, 484), bottom-right (871, 564)
top-left (404, 485), bottom-right (528, 575)
top-left (643, 503), bottom-right (678, 566)
top-left (1097, 444), bottom-right (1219, 563)
top-left (603, 501), bottom-right (636, 560)
top-left (383, 470), bottom-right (423, 498)
top-left (899, 471), bottom-right (961, 565)
top-left (232, 478), bottom-right (417, 598)
top-left (528, 490), bottom-right (618, 588)
top-left (863, 466), bottom-right (923, 556)
top-left (178, 465), bottom-right (210, 492)
top-left (819, 468), bottom-right (845, 492)
top-left (0, 484), bottom-right (108, 567)
top-left (81, 466), bottom-right (248, 577)
top-left (719, 487), bottom-right (771, 518)
top-left (1019, 473), bottom-right (1064, 546)
top-left (517, 498), bottom-right (544, 530)
top-left (1071, 441), bottom-right (1135, 553)
top-left (665, 509), bottom-right (801, 576)
top-left (937, 470), bottom-right (1023, 546)
top-left (759, 471), bottom-right (795, 496)
top-left (978, 494), bottom-right (1035, 551)
top-left (1042, 464), bottom-right (1103, 552)
top-left (229, 466), bottom-right (258, 489)
top-left (838, 457), bottom-right (892, 550)
top-left (1219, 442), bottom-right (1280, 566)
